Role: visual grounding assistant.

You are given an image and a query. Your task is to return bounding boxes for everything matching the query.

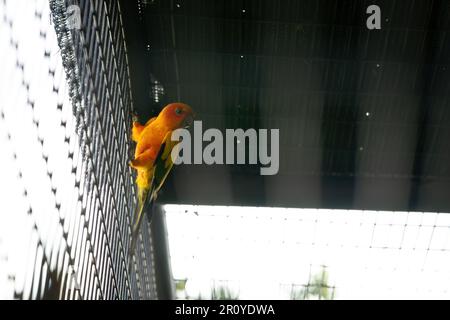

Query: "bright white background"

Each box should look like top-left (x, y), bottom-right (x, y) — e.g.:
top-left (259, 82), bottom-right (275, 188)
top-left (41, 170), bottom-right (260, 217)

top-left (165, 204), bottom-right (450, 299)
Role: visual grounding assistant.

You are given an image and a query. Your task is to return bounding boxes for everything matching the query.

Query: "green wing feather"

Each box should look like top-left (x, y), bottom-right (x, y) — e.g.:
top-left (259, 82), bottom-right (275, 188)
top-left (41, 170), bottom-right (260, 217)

top-left (151, 131), bottom-right (178, 198)
top-left (129, 131), bottom-right (178, 263)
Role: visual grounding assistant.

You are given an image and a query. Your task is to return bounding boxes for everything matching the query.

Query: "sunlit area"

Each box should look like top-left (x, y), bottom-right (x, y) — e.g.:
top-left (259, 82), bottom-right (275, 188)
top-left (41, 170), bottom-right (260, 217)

top-left (165, 205), bottom-right (450, 300)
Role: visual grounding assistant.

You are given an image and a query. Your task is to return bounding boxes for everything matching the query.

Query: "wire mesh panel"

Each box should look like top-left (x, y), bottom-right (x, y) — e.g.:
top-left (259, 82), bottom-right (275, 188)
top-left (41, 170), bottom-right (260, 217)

top-left (0, 0), bottom-right (156, 299)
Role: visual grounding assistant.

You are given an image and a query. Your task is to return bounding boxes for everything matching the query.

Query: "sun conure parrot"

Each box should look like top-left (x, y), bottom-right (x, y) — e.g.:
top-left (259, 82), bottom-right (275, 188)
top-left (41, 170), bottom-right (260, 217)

top-left (129, 102), bottom-right (194, 260)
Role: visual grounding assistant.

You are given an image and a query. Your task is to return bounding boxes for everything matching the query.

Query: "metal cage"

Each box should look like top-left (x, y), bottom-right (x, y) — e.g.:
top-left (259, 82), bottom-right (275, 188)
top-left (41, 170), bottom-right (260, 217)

top-left (0, 0), bottom-right (157, 299)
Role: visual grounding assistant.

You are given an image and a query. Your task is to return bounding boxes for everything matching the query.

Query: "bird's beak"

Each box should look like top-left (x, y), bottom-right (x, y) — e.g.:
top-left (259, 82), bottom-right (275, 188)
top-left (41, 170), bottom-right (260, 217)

top-left (184, 112), bottom-right (195, 128)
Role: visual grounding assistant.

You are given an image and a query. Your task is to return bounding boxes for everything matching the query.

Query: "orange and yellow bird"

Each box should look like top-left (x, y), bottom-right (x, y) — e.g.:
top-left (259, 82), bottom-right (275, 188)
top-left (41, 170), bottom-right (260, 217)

top-left (129, 102), bottom-right (194, 259)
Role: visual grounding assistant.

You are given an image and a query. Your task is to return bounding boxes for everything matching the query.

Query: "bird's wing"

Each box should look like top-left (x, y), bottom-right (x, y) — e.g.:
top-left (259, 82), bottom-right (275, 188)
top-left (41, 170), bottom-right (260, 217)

top-left (135, 131), bottom-right (176, 227)
top-left (150, 130), bottom-right (178, 200)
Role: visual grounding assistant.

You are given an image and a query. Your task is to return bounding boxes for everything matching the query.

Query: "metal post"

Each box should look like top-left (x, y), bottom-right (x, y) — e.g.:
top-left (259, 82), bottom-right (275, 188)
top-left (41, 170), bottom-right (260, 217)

top-left (150, 205), bottom-right (176, 300)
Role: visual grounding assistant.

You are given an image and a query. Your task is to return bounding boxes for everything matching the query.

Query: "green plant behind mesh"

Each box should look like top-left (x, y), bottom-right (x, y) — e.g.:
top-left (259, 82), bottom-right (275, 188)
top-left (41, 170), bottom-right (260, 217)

top-left (291, 266), bottom-right (336, 300)
top-left (211, 284), bottom-right (239, 300)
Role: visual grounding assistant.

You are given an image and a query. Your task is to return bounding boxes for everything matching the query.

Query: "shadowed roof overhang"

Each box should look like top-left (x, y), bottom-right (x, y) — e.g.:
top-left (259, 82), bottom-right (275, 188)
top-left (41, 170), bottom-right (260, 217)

top-left (120, 0), bottom-right (450, 212)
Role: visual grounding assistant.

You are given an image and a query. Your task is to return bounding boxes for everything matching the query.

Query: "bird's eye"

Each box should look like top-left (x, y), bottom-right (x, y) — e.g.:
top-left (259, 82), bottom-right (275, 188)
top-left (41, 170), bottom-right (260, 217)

top-left (175, 108), bottom-right (183, 115)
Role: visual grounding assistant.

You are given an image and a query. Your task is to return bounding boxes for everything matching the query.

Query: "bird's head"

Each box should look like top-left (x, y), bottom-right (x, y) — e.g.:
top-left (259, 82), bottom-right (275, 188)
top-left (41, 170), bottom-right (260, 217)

top-left (158, 102), bottom-right (195, 129)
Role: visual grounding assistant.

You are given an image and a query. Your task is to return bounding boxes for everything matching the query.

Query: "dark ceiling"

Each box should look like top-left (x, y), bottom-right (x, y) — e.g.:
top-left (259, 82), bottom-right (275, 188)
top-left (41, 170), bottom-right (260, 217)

top-left (119, 0), bottom-right (450, 212)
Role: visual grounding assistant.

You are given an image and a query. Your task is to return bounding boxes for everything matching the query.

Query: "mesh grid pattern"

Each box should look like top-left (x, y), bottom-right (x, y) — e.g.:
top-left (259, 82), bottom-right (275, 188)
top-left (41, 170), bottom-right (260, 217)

top-left (0, 0), bottom-right (156, 300)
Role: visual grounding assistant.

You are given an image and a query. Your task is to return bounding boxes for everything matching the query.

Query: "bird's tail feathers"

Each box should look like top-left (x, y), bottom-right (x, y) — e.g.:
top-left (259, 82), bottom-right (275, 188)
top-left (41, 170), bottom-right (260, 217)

top-left (129, 186), bottom-right (151, 263)
top-left (129, 183), bottom-right (159, 270)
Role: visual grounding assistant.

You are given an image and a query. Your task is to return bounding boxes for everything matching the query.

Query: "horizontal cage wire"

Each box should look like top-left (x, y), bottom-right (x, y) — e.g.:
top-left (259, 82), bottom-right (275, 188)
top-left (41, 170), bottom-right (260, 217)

top-left (0, 0), bottom-right (157, 300)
